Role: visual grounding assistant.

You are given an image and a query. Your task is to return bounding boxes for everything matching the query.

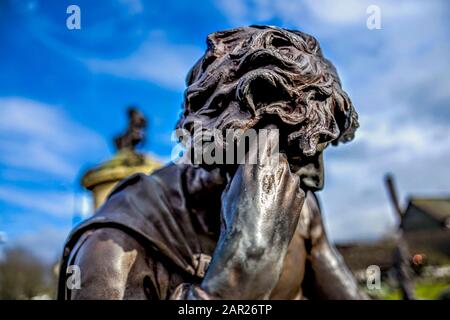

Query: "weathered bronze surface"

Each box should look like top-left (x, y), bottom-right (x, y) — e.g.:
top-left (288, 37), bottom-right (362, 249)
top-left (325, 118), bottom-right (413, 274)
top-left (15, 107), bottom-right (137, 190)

top-left (58, 26), bottom-right (366, 300)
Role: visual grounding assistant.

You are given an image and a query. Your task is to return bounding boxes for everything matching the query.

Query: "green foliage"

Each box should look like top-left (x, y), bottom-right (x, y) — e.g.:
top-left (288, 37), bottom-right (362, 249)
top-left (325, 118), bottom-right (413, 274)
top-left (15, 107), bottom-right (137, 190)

top-left (0, 246), bottom-right (57, 299)
top-left (365, 281), bottom-right (450, 300)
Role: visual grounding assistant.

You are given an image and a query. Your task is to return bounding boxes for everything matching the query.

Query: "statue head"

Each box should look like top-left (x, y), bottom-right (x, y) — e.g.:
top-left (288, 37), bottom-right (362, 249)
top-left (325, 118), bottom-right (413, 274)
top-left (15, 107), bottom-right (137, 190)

top-left (177, 26), bottom-right (358, 190)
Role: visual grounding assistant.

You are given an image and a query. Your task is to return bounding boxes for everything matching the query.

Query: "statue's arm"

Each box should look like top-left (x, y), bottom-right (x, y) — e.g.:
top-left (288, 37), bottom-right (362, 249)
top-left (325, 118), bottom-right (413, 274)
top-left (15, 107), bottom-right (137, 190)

top-left (172, 134), bottom-right (305, 300)
top-left (67, 228), bottom-right (153, 300)
top-left (307, 195), bottom-right (368, 299)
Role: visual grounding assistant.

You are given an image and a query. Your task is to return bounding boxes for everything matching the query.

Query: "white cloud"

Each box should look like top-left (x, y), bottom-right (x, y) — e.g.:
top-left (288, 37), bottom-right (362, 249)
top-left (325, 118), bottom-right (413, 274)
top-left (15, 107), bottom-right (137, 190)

top-left (119, 0), bottom-right (144, 14)
top-left (215, 0), bottom-right (250, 25)
top-left (0, 97), bottom-right (110, 251)
top-left (304, 0), bottom-right (429, 25)
top-left (304, 0), bottom-right (366, 24)
top-left (86, 34), bottom-right (203, 90)
top-left (0, 140), bottom-right (77, 179)
top-left (0, 97), bottom-right (108, 180)
top-left (0, 186), bottom-right (75, 218)
top-left (215, 0), bottom-right (437, 28)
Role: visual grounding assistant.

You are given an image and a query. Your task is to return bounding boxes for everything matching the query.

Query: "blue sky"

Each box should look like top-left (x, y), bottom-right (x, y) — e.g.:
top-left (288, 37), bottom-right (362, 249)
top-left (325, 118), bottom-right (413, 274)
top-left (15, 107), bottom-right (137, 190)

top-left (0, 0), bottom-right (449, 262)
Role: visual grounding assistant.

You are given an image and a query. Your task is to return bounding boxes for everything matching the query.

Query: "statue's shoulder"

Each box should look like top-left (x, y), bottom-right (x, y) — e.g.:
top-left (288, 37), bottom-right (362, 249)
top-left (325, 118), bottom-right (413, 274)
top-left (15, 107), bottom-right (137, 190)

top-left (106, 162), bottom-right (188, 199)
top-left (59, 162), bottom-right (200, 292)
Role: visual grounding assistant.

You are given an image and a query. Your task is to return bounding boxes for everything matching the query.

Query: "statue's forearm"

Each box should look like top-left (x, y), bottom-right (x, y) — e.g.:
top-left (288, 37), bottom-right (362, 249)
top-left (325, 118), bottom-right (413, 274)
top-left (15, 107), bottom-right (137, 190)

top-left (171, 230), bottom-right (290, 300)
top-left (204, 234), bottom-right (288, 299)
top-left (173, 146), bottom-right (303, 300)
top-left (311, 239), bottom-right (368, 300)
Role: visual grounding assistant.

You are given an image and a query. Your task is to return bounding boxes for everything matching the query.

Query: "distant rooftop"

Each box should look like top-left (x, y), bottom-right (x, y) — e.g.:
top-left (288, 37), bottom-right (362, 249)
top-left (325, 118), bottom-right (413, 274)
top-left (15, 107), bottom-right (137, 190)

top-left (408, 197), bottom-right (450, 222)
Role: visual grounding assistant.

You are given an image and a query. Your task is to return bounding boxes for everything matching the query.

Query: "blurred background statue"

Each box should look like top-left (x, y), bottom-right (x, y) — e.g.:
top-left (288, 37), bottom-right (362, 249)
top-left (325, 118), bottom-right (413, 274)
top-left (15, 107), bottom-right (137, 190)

top-left (81, 106), bottom-right (161, 210)
top-left (114, 107), bottom-right (147, 152)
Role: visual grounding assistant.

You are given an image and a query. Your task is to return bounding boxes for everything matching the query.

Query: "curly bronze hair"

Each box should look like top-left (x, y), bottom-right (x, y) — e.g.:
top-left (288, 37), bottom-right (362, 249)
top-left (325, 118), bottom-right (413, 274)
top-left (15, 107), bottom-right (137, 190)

top-left (176, 25), bottom-right (358, 157)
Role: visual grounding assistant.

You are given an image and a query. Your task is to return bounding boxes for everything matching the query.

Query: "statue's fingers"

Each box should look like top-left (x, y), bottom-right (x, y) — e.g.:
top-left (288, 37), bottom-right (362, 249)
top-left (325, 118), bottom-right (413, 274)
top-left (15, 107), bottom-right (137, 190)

top-left (257, 126), bottom-right (281, 168)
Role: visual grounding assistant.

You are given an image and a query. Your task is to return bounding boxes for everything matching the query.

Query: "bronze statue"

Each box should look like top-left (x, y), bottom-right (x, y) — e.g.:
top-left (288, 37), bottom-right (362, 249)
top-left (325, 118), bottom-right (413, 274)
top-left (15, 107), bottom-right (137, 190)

top-left (58, 26), bottom-right (367, 300)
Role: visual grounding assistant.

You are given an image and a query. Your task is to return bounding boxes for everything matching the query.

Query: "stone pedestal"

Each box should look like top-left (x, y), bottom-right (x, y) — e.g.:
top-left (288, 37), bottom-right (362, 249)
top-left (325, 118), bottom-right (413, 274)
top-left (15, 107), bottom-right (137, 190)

top-left (81, 150), bottom-right (161, 209)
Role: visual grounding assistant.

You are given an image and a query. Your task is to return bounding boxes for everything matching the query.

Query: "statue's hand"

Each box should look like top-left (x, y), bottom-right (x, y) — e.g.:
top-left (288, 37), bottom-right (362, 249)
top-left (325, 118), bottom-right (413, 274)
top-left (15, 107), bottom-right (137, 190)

top-left (200, 128), bottom-right (305, 299)
top-left (221, 135), bottom-right (305, 252)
